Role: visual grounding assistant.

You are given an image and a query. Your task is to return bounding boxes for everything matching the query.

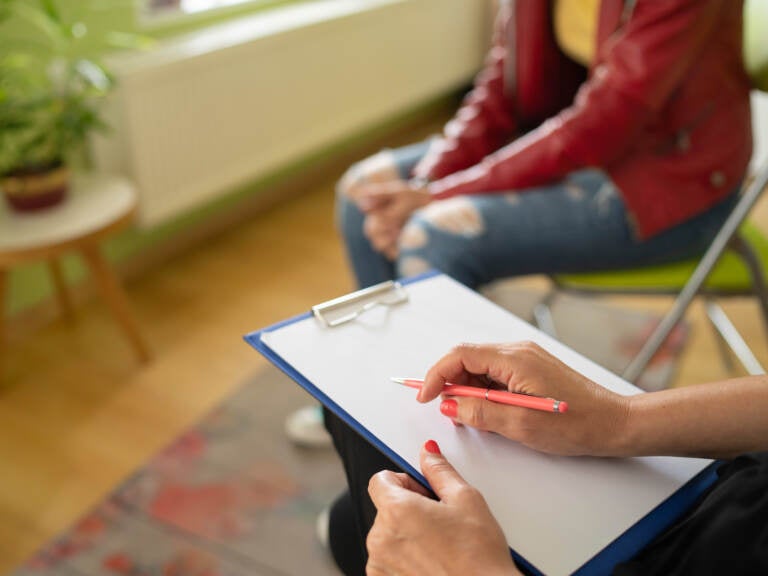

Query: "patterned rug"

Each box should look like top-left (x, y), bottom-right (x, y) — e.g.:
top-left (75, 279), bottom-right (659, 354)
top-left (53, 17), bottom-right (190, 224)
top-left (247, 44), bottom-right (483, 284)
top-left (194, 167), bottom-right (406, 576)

top-left (13, 375), bottom-right (346, 576)
top-left (12, 288), bottom-right (686, 576)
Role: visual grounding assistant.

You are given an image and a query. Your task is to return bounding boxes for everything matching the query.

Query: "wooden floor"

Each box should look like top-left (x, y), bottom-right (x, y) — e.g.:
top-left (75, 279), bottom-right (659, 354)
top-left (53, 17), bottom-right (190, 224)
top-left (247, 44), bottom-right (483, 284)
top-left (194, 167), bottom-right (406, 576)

top-left (1, 125), bottom-right (767, 573)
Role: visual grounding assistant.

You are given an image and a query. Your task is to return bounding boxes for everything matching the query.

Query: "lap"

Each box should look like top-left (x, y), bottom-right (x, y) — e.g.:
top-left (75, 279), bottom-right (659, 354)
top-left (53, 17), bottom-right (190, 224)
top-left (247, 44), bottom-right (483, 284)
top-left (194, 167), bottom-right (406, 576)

top-left (397, 170), bottom-right (736, 287)
top-left (338, 143), bottom-right (737, 289)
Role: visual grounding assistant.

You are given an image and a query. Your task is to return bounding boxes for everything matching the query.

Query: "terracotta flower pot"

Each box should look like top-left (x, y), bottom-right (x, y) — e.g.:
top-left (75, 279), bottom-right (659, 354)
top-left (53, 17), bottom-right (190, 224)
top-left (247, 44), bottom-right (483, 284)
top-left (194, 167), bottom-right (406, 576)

top-left (1, 161), bottom-right (70, 212)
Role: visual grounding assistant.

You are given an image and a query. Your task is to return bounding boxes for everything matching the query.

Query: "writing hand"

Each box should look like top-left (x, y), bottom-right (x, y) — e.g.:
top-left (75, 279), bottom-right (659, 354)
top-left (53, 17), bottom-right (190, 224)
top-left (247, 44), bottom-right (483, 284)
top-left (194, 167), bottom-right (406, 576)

top-left (421, 342), bottom-right (631, 456)
top-left (367, 440), bottom-right (521, 576)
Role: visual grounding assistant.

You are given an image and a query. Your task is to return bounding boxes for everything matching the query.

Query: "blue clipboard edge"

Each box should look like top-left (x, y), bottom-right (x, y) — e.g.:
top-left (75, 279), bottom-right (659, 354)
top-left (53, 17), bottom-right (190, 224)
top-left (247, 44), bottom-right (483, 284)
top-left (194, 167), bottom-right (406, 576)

top-left (243, 271), bottom-right (440, 484)
top-left (243, 270), bottom-right (718, 576)
top-left (574, 460), bottom-right (718, 575)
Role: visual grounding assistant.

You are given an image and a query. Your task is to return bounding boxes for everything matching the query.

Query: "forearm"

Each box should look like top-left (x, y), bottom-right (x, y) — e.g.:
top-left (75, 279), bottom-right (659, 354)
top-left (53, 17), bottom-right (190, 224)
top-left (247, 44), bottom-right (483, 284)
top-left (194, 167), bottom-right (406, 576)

top-left (428, 0), bottom-right (727, 201)
top-left (413, 4), bottom-right (516, 183)
top-left (615, 376), bottom-right (768, 459)
top-left (413, 52), bottom-right (516, 182)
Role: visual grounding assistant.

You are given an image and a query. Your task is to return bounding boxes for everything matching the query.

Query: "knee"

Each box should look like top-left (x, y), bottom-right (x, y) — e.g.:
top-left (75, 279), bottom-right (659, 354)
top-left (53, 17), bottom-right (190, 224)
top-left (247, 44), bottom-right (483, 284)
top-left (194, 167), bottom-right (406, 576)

top-left (336, 150), bottom-right (398, 201)
top-left (336, 164), bottom-right (359, 202)
top-left (336, 150), bottom-right (400, 240)
top-left (396, 219), bottom-right (433, 278)
top-left (334, 162), bottom-right (369, 239)
top-left (396, 216), bottom-right (478, 287)
top-left (335, 168), bottom-right (365, 240)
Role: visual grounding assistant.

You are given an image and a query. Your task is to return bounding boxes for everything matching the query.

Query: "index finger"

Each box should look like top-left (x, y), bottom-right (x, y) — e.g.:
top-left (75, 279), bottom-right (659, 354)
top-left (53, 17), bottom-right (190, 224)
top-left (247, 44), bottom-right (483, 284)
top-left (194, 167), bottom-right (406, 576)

top-left (420, 343), bottom-right (509, 402)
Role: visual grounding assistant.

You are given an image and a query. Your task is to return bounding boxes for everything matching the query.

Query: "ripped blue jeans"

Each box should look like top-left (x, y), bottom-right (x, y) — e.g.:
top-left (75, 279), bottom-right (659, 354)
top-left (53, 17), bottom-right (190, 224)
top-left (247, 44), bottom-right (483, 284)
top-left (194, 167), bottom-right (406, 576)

top-left (337, 141), bottom-right (739, 289)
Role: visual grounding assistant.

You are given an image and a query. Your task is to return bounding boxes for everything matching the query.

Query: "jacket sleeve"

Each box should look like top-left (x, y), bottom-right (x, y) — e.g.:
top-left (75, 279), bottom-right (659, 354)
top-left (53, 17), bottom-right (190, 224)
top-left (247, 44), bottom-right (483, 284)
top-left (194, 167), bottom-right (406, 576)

top-left (427, 0), bottom-right (727, 200)
top-left (411, 5), bottom-right (518, 181)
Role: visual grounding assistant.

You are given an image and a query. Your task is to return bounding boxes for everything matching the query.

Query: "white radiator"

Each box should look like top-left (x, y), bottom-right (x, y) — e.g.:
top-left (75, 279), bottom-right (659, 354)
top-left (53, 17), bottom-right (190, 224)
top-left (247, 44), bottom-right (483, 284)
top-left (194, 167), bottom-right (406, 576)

top-left (92, 0), bottom-right (489, 226)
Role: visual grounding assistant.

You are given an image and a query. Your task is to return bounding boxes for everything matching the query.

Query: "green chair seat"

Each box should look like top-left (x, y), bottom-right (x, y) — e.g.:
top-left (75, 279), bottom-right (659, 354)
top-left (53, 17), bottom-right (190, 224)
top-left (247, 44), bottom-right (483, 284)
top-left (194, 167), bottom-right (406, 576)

top-left (556, 222), bottom-right (768, 294)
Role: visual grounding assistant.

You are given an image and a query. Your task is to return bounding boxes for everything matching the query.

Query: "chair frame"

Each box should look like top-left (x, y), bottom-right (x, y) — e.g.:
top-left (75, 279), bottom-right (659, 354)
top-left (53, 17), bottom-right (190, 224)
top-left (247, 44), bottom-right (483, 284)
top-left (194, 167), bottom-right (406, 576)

top-left (538, 2), bottom-right (768, 384)
top-left (536, 158), bottom-right (768, 384)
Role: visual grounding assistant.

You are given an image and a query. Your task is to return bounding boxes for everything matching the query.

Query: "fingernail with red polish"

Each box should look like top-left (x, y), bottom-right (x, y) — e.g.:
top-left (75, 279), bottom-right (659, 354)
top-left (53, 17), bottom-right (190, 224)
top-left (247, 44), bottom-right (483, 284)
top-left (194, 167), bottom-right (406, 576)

top-left (440, 399), bottom-right (458, 418)
top-left (424, 439), bottom-right (441, 454)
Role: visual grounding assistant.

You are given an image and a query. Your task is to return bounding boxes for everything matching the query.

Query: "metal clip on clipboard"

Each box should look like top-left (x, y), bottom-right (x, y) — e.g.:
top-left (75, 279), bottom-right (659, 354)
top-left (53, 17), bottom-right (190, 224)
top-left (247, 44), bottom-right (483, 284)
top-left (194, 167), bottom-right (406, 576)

top-left (312, 280), bottom-right (409, 328)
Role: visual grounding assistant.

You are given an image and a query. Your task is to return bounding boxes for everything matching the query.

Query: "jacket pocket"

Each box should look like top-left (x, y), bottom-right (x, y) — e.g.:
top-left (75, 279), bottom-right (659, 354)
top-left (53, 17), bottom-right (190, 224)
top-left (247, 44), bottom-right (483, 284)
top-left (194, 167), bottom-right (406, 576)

top-left (653, 100), bottom-right (715, 156)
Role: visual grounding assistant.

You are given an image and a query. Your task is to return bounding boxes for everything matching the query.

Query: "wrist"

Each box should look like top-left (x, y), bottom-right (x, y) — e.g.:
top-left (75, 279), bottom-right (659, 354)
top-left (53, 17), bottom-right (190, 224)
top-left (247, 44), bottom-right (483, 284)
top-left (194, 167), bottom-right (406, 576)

top-left (477, 557), bottom-right (521, 576)
top-left (607, 394), bottom-right (642, 457)
top-left (499, 561), bottom-right (524, 576)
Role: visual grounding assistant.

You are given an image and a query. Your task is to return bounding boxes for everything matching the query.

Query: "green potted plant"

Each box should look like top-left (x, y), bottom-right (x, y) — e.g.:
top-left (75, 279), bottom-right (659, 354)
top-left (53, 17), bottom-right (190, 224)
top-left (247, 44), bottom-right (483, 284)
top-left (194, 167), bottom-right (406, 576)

top-left (0, 0), bottom-right (141, 212)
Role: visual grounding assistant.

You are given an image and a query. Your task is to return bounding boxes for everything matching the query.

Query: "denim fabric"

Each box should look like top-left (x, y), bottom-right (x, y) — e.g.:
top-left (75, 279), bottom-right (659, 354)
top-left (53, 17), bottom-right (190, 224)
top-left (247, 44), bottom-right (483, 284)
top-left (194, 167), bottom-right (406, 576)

top-left (338, 141), bottom-right (739, 289)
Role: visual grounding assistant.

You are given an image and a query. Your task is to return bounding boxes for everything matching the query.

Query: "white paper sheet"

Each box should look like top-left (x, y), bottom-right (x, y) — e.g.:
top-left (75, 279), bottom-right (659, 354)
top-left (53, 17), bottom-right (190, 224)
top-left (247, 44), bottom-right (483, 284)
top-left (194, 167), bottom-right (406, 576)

top-left (259, 274), bottom-right (711, 576)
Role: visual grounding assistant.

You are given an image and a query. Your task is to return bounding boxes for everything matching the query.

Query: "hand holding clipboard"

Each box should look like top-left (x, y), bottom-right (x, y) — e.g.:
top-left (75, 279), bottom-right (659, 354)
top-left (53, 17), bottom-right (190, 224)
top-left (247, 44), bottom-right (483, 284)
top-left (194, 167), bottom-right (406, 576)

top-left (246, 273), bottom-right (715, 576)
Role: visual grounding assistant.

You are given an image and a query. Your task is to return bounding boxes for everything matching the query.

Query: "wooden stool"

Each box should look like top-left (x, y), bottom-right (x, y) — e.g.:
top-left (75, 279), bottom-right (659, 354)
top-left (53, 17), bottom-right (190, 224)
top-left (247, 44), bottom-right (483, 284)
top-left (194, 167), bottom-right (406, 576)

top-left (0, 174), bottom-right (151, 376)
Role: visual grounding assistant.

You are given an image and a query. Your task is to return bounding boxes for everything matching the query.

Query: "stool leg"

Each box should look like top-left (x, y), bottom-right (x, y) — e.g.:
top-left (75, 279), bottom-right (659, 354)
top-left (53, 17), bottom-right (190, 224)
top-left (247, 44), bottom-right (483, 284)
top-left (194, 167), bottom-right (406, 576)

top-left (80, 245), bottom-right (151, 363)
top-left (48, 258), bottom-right (74, 319)
top-left (0, 269), bottom-right (6, 380)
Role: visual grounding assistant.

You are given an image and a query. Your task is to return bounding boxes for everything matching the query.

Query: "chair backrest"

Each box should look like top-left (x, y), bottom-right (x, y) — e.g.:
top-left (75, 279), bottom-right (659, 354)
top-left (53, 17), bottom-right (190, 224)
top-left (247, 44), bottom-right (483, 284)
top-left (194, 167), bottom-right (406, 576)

top-left (745, 0), bottom-right (768, 92)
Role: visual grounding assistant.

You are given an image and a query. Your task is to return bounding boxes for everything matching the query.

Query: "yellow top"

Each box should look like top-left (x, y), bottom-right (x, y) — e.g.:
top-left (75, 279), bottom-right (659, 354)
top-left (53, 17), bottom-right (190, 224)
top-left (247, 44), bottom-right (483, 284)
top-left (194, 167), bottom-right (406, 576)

top-left (554, 0), bottom-right (600, 66)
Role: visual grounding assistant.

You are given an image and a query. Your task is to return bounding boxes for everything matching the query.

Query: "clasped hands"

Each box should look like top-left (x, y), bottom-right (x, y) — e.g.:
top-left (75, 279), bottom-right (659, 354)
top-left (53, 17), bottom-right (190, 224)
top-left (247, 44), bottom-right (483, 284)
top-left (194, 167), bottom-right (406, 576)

top-left (366, 342), bottom-right (632, 576)
top-left (354, 179), bottom-right (432, 260)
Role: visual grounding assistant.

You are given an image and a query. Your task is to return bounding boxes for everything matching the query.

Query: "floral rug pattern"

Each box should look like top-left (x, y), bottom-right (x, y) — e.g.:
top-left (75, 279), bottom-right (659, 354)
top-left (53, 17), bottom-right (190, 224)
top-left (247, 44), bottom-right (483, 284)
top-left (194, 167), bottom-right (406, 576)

top-left (14, 374), bottom-right (346, 576)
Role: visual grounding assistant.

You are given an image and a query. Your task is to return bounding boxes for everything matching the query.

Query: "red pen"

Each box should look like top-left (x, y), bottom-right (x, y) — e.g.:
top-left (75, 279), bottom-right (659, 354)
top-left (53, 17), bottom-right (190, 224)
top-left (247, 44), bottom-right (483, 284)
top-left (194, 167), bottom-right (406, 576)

top-left (391, 378), bottom-right (568, 414)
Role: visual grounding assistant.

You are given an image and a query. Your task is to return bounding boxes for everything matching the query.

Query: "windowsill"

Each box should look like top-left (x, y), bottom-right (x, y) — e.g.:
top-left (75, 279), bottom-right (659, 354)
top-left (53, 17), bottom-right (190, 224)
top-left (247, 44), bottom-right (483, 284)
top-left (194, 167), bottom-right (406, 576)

top-left (136, 0), bottom-right (295, 32)
top-left (112, 0), bottom-right (402, 74)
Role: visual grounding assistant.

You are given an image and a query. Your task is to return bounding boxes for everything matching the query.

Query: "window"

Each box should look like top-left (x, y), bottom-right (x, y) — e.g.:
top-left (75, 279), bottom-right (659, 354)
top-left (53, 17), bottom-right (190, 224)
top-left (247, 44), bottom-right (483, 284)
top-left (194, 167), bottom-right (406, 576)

top-left (145, 0), bottom-right (263, 18)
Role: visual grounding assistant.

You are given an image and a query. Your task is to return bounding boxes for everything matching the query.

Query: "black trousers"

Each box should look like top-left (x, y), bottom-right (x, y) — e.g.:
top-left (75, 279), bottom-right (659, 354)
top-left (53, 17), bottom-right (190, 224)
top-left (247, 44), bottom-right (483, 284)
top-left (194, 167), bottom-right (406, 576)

top-left (323, 407), bottom-right (405, 576)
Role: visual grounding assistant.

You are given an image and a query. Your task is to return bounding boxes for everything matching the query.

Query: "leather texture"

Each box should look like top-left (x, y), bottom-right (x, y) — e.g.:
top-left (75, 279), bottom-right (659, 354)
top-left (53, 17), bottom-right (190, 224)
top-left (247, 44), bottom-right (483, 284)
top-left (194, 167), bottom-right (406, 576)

top-left (413, 0), bottom-right (752, 239)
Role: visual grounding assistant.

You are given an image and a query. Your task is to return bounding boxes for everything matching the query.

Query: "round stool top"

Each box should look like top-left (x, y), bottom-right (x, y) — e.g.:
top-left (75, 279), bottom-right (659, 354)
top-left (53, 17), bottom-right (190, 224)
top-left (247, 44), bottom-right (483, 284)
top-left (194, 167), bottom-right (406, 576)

top-left (0, 173), bottom-right (137, 255)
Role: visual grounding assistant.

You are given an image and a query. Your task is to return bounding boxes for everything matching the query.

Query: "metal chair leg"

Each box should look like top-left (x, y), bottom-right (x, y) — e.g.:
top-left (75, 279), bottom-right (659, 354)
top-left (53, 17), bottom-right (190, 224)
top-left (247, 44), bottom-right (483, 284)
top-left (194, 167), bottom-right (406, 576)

top-left (0, 269), bottom-right (5, 382)
top-left (532, 285), bottom-right (559, 338)
top-left (705, 300), bottom-right (765, 375)
top-left (729, 232), bottom-right (768, 344)
top-left (704, 297), bottom-right (738, 374)
top-left (622, 160), bottom-right (768, 383)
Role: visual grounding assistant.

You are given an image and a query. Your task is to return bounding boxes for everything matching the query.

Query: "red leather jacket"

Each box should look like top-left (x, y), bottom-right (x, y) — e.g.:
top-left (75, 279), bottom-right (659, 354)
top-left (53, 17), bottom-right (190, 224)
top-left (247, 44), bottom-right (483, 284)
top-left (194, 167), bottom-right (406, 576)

top-left (413, 0), bottom-right (752, 239)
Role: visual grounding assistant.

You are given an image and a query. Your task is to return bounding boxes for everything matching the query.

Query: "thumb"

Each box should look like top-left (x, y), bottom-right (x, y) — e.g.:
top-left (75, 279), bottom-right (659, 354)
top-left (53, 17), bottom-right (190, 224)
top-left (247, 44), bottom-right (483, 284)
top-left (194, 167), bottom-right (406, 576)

top-left (419, 440), bottom-right (468, 501)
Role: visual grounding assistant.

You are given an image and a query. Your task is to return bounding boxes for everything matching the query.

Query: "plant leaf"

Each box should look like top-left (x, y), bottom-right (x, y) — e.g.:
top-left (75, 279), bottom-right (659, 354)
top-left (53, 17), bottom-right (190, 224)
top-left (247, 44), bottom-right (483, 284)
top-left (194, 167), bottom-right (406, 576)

top-left (39, 0), bottom-right (64, 27)
top-left (74, 59), bottom-right (112, 92)
top-left (104, 31), bottom-right (155, 51)
top-left (10, 2), bottom-right (68, 48)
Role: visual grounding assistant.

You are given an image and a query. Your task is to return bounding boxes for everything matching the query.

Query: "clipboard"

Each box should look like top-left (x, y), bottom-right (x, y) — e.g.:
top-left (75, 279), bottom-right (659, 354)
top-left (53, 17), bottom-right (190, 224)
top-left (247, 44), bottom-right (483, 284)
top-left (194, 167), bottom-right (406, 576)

top-left (244, 271), bottom-right (718, 576)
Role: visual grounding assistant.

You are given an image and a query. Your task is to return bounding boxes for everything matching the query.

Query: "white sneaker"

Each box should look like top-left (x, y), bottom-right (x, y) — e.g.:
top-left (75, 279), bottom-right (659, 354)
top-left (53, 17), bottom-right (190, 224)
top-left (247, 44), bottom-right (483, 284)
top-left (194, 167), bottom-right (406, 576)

top-left (284, 405), bottom-right (333, 448)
